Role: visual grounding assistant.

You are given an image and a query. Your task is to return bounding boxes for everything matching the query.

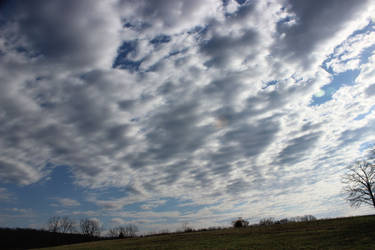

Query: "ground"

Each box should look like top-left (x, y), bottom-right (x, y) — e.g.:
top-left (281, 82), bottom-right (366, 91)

top-left (36, 215), bottom-right (375, 250)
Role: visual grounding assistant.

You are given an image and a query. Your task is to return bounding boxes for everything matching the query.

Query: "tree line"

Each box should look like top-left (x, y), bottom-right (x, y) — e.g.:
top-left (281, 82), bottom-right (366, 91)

top-left (232, 215), bottom-right (317, 228)
top-left (46, 216), bottom-right (138, 238)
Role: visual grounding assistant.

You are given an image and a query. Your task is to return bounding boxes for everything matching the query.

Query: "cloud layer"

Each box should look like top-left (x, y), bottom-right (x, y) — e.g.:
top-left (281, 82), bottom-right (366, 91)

top-left (1, 0), bottom-right (375, 231)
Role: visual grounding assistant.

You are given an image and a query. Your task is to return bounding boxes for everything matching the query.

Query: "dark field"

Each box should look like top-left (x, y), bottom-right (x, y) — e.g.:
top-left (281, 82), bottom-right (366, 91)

top-left (35, 215), bottom-right (375, 250)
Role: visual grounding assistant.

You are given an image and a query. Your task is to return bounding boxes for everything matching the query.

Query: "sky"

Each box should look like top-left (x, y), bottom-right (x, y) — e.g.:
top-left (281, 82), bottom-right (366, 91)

top-left (0, 0), bottom-right (375, 234)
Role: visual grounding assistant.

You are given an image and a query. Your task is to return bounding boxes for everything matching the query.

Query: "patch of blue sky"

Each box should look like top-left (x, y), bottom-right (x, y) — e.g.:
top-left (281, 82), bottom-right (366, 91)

top-left (354, 105), bottom-right (375, 121)
top-left (187, 25), bottom-right (208, 37)
top-left (168, 47), bottom-right (189, 58)
top-left (121, 19), bottom-right (151, 31)
top-left (0, 166), bottom-right (96, 227)
top-left (112, 41), bottom-right (142, 72)
top-left (357, 27), bottom-right (375, 66)
top-left (323, 22), bottom-right (375, 70)
top-left (93, 185), bottom-right (140, 200)
top-left (146, 198), bottom-right (183, 213)
top-left (235, 0), bottom-right (248, 5)
top-left (262, 80), bottom-right (278, 89)
top-left (276, 15), bottom-right (297, 32)
top-left (360, 43), bottom-right (375, 64)
top-left (222, 0), bottom-right (230, 7)
top-left (311, 22), bottom-right (375, 106)
top-left (310, 69), bottom-right (360, 106)
top-left (145, 48), bottom-right (189, 72)
top-left (234, 200), bottom-right (248, 208)
top-left (150, 34), bottom-right (171, 45)
top-left (347, 20), bottom-right (374, 39)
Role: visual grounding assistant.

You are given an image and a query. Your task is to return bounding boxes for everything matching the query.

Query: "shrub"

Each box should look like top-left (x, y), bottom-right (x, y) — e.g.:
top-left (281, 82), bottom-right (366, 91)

top-left (119, 232), bottom-right (125, 239)
top-left (232, 217), bottom-right (249, 228)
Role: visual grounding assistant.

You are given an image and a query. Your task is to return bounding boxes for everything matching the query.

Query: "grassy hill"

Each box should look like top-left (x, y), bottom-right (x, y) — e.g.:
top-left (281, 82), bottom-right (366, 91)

top-left (35, 215), bottom-right (375, 249)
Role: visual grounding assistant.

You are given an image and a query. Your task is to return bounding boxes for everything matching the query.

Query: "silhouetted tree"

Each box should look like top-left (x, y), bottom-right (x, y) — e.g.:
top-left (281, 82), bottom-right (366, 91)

top-left (108, 224), bottom-right (138, 238)
top-left (259, 217), bottom-right (275, 226)
top-left (232, 217), bottom-right (249, 228)
top-left (60, 216), bottom-right (75, 233)
top-left (288, 215), bottom-right (317, 223)
top-left (120, 224), bottom-right (138, 237)
top-left (47, 216), bottom-right (75, 233)
top-left (343, 160), bottom-right (375, 208)
top-left (119, 231), bottom-right (125, 239)
top-left (80, 218), bottom-right (100, 237)
top-left (300, 215), bottom-right (317, 222)
top-left (108, 227), bottom-right (119, 238)
top-left (181, 222), bottom-right (193, 232)
top-left (48, 216), bottom-right (60, 233)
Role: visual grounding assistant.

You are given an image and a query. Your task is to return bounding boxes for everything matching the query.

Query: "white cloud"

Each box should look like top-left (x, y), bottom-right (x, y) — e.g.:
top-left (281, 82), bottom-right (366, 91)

top-left (0, 157), bottom-right (46, 185)
top-left (110, 217), bottom-right (126, 225)
top-left (326, 28), bottom-right (375, 73)
top-left (53, 198), bottom-right (80, 207)
top-left (140, 199), bottom-right (167, 210)
top-left (71, 210), bottom-right (98, 217)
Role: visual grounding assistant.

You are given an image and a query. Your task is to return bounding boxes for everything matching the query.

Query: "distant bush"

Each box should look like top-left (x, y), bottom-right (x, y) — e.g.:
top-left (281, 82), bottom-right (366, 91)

top-left (119, 231), bottom-right (125, 239)
top-left (232, 217), bottom-right (249, 228)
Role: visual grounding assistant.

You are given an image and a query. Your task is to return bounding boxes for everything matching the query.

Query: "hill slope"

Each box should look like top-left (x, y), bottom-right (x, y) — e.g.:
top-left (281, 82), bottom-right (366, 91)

top-left (36, 215), bottom-right (375, 249)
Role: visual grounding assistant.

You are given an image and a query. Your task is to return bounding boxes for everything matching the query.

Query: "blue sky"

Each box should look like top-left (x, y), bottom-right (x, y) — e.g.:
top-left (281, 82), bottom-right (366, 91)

top-left (1, 0), bottom-right (375, 234)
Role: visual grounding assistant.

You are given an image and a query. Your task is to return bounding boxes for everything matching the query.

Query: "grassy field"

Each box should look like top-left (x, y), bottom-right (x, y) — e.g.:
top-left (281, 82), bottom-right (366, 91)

top-left (36, 215), bottom-right (375, 250)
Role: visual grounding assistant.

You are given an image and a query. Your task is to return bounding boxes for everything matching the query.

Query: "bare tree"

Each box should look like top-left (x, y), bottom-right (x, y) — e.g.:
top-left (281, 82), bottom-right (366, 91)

top-left (181, 222), bottom-right (193, 232)
top-left (108, 224), bottom-right (138, 238)
top-left (60, 216), bottom-right (75, 233)
top-left (48, 216), bottom-right (61, 233)
top-left (123, 224), bottom-right (138, 237)
top-left (108, 227), bottom-right (120, 238)
top-left (343, 160), bottom-right (375, 208)
top-left (80, 218), bottom-right (100, 237)
top-left (47, 216), bottom-right (76, 233)
top-left (258, 217), bottom-right (274, 226)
